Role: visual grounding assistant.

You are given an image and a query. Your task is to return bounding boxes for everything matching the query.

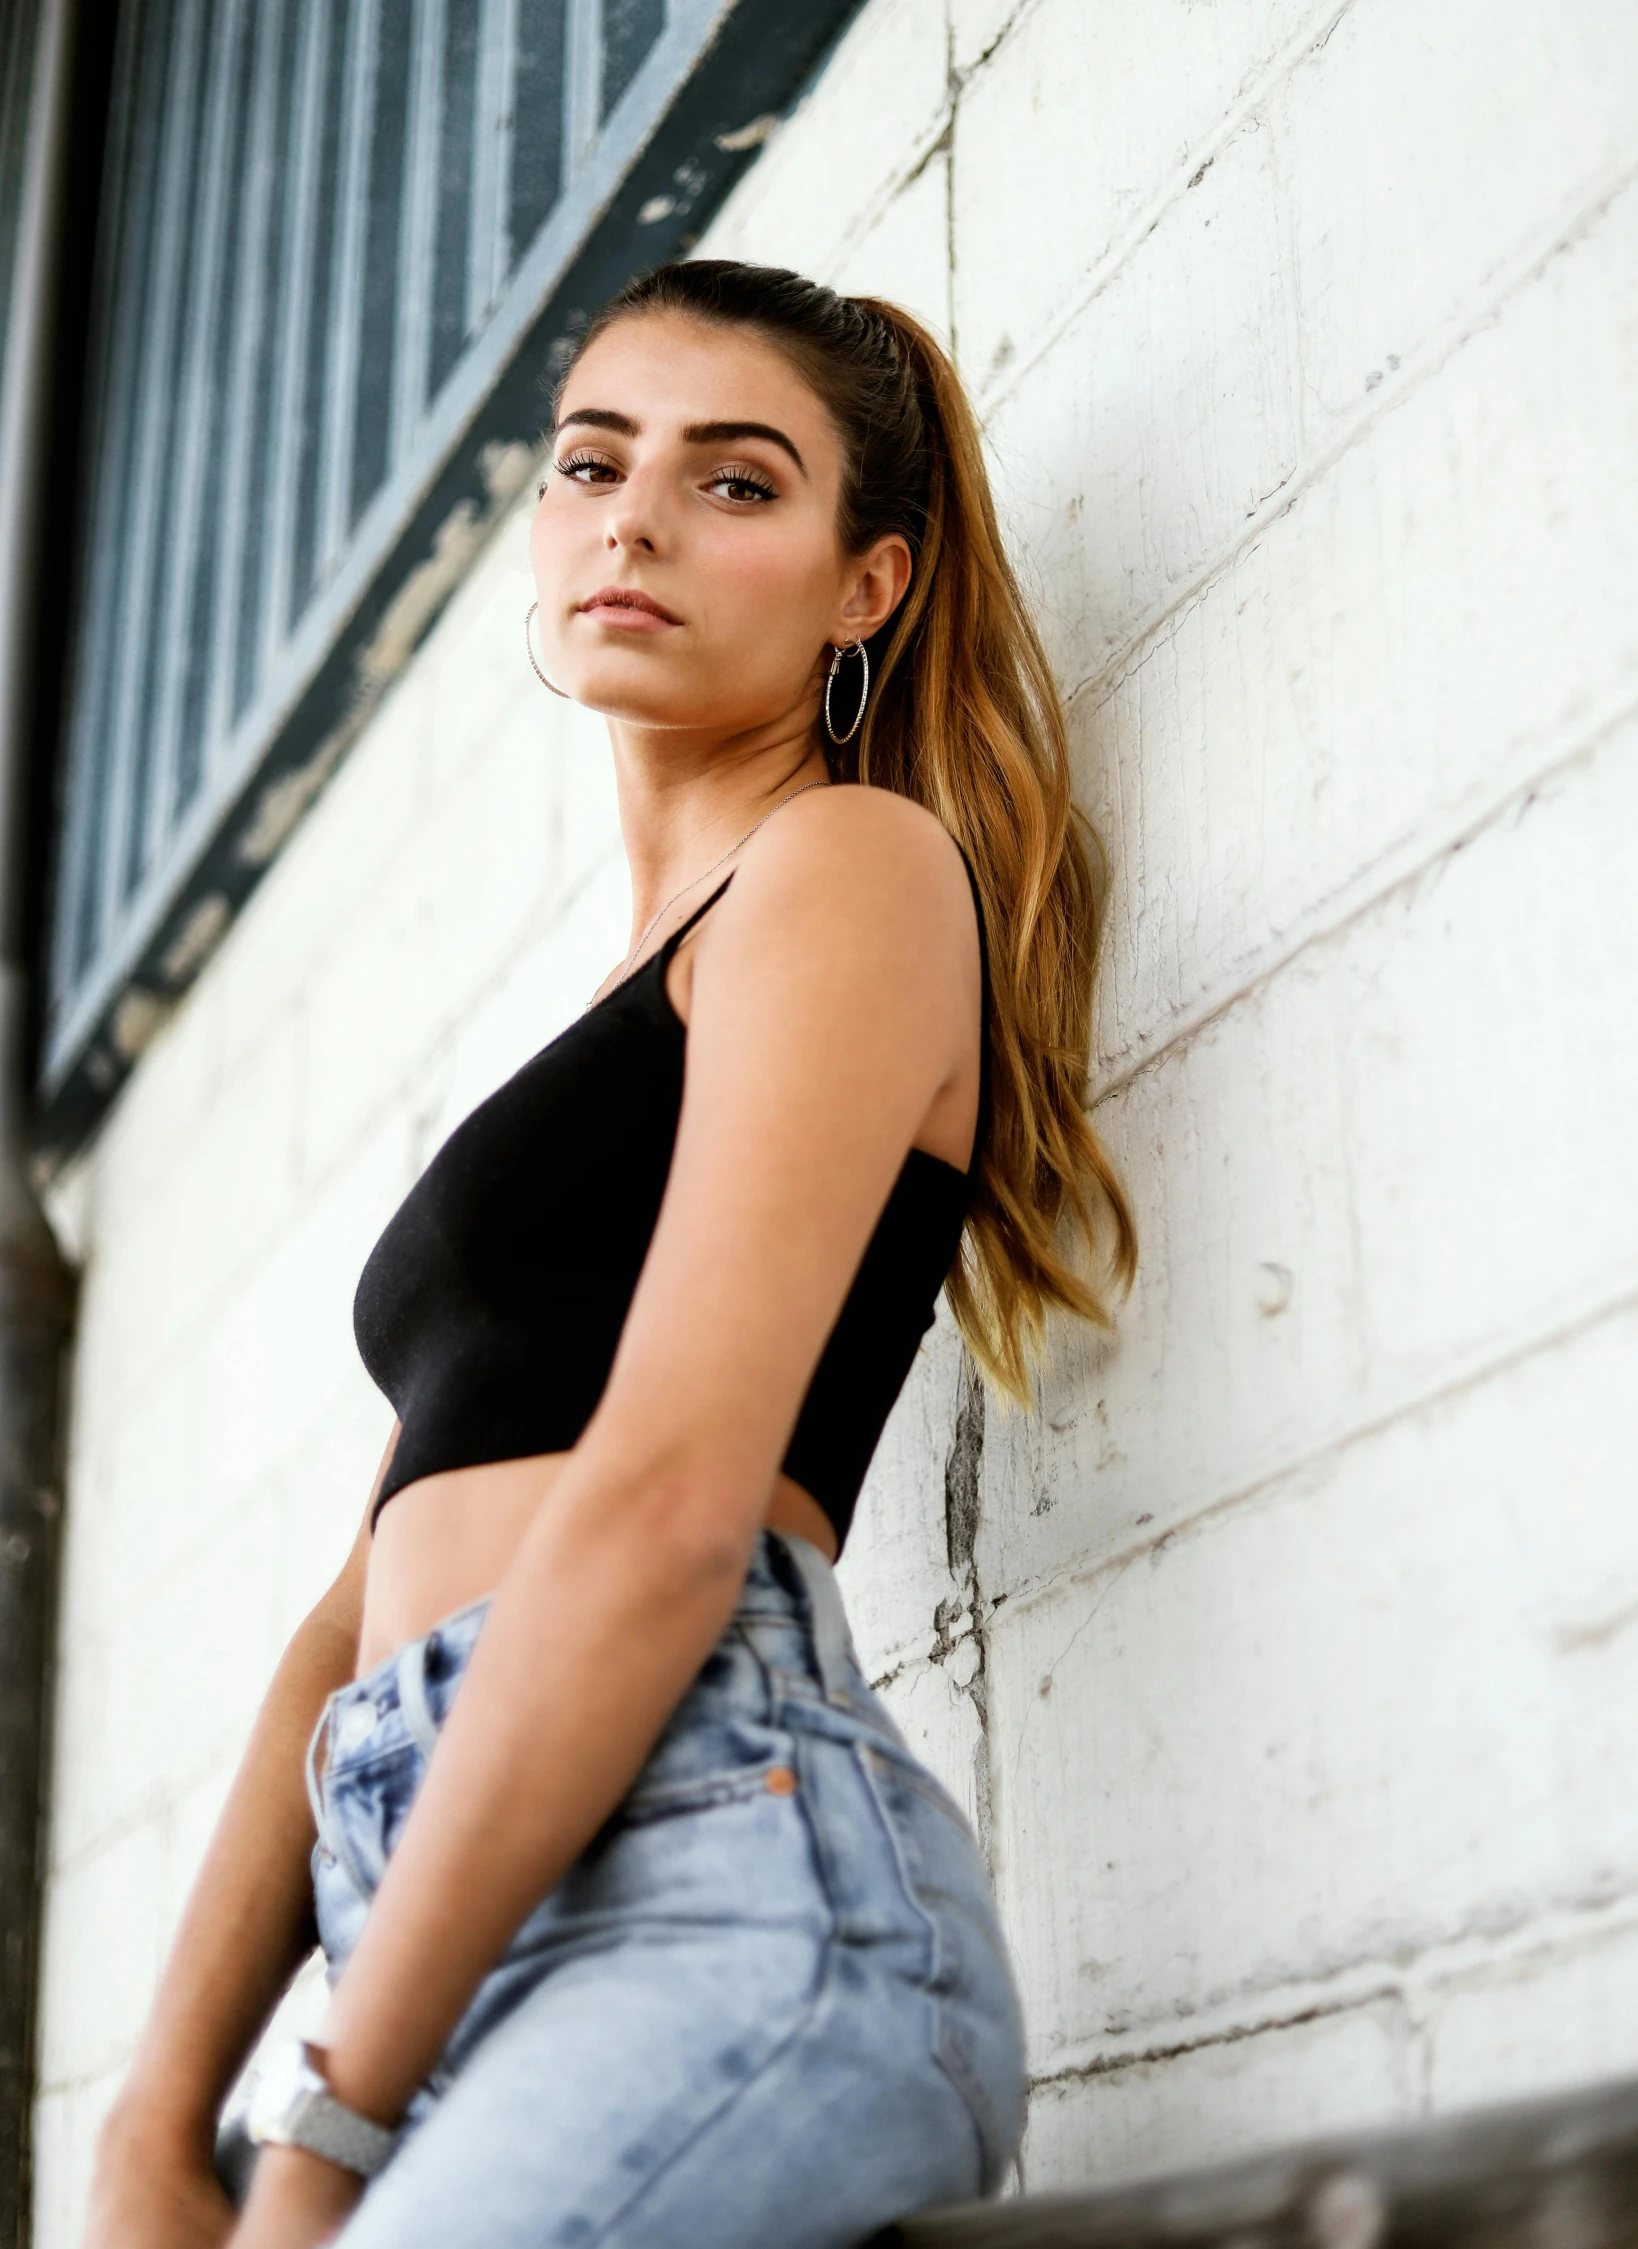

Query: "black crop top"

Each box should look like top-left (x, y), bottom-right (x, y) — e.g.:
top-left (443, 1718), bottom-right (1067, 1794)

top-left (354, 862), bottom-right (989, 1554)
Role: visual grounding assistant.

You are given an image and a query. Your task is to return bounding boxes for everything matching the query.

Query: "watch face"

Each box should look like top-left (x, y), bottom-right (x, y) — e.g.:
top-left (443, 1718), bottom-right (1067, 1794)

top-left (246, 2042), bottom-right (319, 2145)
top-left (241, 2042), bottom-right (396, 2180)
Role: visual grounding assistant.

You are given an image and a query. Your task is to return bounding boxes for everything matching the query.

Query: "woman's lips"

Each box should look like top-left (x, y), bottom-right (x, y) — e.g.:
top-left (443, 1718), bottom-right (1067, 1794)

top-left (576, 587), bottom-right (682, 629)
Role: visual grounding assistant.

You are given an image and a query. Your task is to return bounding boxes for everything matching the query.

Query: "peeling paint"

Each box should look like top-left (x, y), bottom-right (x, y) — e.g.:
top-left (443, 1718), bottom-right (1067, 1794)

top-left (108, 986), bottom-right (173, 1061)
top-left (478, 437), bottom-right (537, 505)
top-left (354, 439), bottom-right (539, 707)
top-left (357, 502), bottom-right (491, 694)
top-left (236, 730), bottom-right (349, 868)
top-left (159, 893), bottom-right (231, 983)
top-left (714, 113), bottom-right (780, 152)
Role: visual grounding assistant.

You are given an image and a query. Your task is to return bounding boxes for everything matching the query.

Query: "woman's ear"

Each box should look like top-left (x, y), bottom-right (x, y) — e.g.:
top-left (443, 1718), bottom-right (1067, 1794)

top-left (832, 533), bottom-right (913, 645)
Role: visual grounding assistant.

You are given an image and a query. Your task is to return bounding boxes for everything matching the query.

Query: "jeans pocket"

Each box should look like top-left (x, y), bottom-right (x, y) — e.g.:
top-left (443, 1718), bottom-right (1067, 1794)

top-left (614, 1690), bottom-right (798, 1829)
top-left (618, 1756), bottom-right (797, 1827)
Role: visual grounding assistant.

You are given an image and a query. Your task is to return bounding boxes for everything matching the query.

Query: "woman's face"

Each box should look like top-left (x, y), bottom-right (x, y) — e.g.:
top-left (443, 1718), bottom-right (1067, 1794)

top-left (529, 312), bottom-right (908, 736)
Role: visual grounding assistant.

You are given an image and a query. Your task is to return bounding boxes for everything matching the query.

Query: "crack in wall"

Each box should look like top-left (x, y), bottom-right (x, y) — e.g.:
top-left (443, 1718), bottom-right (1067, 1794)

top-left (940, 1349), bottom-right (994, 1866)
top-left (1031, 1985), bottom-right (1403, 2090)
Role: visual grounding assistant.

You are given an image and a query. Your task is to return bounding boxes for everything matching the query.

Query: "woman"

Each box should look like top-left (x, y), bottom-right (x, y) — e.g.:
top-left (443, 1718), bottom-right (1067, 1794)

top-left (84, 262), bottom-right (1134, 2249)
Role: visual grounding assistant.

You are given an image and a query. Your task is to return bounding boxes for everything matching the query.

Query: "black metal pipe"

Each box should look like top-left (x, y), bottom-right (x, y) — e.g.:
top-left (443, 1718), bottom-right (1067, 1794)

top-left (868, 2071), bottom-right (1638, 2248)
top-left (0, 1161), bottom-right (72, 2249)
top-left (0, 0), bottom-right (80, 2239)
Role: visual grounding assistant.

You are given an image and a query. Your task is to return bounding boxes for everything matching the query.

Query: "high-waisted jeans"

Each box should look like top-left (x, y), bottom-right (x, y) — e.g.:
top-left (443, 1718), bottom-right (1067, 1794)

top-left (304, 1529), bottom-right (1027, 2248)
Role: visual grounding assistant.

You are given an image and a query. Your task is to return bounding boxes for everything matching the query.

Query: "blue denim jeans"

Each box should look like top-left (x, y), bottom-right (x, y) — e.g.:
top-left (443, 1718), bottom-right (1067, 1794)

top-left (305, 1529), bottom-right (1027, 2248)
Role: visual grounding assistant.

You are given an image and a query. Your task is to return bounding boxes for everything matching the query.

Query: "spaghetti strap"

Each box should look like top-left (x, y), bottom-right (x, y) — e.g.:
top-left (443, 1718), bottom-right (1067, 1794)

top-left (658, 872), bottom-right (735, 961)
top-left (659, 853), bottom-right (987, 1174)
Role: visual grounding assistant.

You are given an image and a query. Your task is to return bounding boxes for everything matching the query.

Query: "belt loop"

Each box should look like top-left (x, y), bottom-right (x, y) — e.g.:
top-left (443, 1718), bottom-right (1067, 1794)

top-left (305, 1698), bottom-right (334, 1835)
top-left (395, 1633), bottom-right (442, 1757)
top-left (305, 1693), bottom-right (380, 1902)
top-left (773, 1531), bottom-right (857, 1702)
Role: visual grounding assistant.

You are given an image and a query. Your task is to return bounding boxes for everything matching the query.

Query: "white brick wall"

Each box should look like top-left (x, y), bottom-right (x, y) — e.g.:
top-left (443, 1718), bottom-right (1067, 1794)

top-left (31, 0), bottom-right (1638, 2233)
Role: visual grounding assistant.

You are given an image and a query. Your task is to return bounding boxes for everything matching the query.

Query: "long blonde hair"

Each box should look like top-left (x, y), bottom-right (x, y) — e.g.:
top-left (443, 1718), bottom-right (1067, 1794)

top-left (564, 264), bottom-right (1136, 1399)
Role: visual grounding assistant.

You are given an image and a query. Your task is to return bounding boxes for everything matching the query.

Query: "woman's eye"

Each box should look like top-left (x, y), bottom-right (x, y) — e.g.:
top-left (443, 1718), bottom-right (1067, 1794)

top-left (556, 452), bottom-right (620, 485)
top-left (708, 470), bottom-right (776, 504)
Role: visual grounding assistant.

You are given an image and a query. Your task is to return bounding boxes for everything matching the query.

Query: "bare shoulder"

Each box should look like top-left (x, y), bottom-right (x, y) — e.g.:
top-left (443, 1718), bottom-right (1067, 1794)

top-left (670, 782), bottom-right (978, 1064)
top-left (729, 780), bottom-right (973, 940)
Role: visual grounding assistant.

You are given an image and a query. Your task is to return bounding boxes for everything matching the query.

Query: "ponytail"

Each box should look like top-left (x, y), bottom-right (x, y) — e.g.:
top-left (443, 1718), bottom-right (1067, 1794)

top-left (845, 299), bottom-right (1135, 1397)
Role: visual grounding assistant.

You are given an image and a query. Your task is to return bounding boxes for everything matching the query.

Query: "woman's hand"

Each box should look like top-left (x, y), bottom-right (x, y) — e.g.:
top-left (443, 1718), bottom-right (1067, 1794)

top-left (81, 2104), bottom-right (236, 2249)
top-left (227, 2145), bottom-right (363, 2249)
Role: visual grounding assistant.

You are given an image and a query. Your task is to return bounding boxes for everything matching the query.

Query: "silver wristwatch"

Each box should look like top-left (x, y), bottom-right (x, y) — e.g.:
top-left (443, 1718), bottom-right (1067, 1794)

top-left (246, 2041), bottom-right (397, 2179)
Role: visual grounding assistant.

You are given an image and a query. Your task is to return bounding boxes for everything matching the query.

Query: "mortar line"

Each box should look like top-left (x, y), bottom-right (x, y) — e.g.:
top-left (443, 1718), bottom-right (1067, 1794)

top-left (969, 0), bottom-right (1354, 415)
top-left (1031, 1984), bottom-right (1402, 2091)
top-left (1030, 1881), bottom-right (1638, 2093)
top-left (997, 1268), bottom-right (1638, 1627)
top-left (1084, 679), bottom-right (1638, 1113)
top-left (1058, 139), bottom-right (1638, 721)
top-left (802, 96), bottom-right (955, 292)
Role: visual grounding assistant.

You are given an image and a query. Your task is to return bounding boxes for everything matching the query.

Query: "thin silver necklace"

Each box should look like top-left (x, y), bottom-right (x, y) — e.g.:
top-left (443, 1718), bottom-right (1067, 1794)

top-left (586, 777), bottom-right (830, 1011)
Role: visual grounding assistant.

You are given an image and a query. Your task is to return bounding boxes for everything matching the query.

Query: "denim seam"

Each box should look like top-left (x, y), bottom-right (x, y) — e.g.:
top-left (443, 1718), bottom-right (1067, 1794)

top-left (618, 1760), bottom-right (792, 1826)
top-left (307, 1697), bottom-right (384, 1905)
top-left (573, 1940), bottom-right (834, 2249)
top-left (783, 1728), bottom-right (850, 1947)
top-left (764, 1668), bottom-right (828, 1727)
top-left (322, 1742), bottom-right (418, 1786)
top-left (860, 1739), bottom-right (978, 1840)
top-left (312, 1768), bottom-right (380, 1905)
top-left (851, 1742), bottom-right (942, 1993)
top-left (851, 1742), bottom-right (1007, 2186)
top-left (730, 1616), bottom-right (781, 1721)
top-left (931, 2014), bottom-right (1009, 2195)
top-left (767, 1529), bottom-right (859, 1703)
top-left (396, 1638), bottom-right (443, 1758)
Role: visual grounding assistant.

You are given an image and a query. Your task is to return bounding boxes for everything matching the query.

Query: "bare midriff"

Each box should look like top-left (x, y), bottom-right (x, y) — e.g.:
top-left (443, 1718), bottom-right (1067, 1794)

top-left (356, 1457), bottom-right (837, 1677)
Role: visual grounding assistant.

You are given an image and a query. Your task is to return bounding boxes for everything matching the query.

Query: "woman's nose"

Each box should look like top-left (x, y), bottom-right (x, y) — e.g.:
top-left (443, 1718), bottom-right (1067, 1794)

top-left (602, 469), bottom-right (664, 556)
top-left (604, 512), bottom-right (657, 555)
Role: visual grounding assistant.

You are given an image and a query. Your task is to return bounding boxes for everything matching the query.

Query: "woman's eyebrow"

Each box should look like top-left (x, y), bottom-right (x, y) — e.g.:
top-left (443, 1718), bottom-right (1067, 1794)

top-left (682, 419), bottom-right (808, 477)
top-left (553, 407), bottom-right (639, 440)
top-left (552, 407), bottom-right (807, 477)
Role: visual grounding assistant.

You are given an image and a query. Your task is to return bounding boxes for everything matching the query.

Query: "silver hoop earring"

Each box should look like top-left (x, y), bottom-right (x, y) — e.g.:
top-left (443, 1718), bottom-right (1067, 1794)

top-left (525, 601), bottom-right (569, 698)
top-left (824, 639), bottom-right (869, 745)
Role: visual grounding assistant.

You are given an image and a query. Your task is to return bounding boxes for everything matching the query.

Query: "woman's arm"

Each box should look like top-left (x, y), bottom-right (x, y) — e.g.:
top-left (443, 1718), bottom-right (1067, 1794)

top-left (308, 791), bottom-right (980, 2126)
top-left (82, 1425), bottom-right (397, 2247)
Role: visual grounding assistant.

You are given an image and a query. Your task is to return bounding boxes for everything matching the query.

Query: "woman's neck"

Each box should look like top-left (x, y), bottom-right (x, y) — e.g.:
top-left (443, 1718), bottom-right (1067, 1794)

top-left (606, 714), bottom-right (831, 946)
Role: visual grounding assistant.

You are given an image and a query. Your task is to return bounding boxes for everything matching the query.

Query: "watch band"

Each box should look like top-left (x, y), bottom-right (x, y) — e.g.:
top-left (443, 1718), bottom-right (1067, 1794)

top-left (247, 2042), bottom-right (398, 2179)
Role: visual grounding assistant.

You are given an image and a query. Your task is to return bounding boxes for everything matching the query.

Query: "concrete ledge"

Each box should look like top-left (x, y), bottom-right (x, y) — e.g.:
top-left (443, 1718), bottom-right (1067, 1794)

top-left (864, 2074), bottom-right (1638, 2246)
top-left (213, 2070), bottom-right (1638, 2242)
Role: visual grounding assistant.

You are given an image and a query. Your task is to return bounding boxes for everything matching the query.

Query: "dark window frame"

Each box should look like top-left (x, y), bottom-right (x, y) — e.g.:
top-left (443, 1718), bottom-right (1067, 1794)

top-left (38, 0), bottom-right (863, 1172)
